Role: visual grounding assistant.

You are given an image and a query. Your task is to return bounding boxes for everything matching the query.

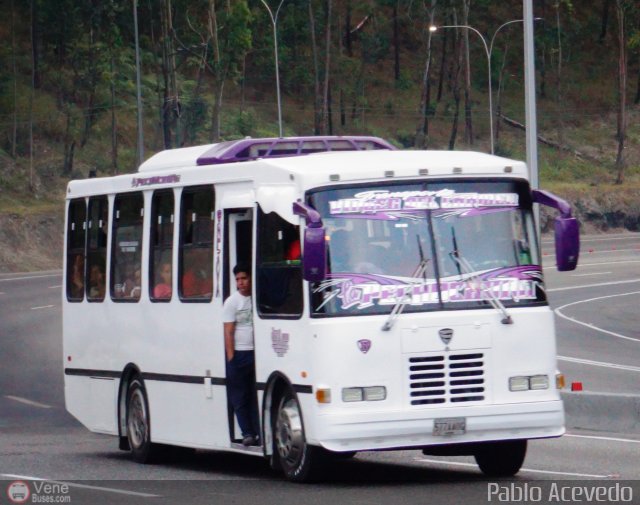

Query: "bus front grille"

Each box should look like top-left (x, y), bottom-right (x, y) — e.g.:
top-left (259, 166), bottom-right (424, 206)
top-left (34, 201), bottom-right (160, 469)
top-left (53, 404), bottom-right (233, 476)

top-left (408, 353), bottom-right (485, 406)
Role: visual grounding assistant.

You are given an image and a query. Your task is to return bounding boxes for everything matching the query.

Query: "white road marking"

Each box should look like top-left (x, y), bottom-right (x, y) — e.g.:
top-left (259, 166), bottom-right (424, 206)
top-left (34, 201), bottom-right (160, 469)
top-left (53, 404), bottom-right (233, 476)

top-left (0, 273), bottom-right (62, 282)
top-left (0, 474), bottom-right (160, 498)
top-left (547, 278), bottom-right (640, 292)
top-left (558, 355), bottom-right (640, 372)
top-left (554, 291), bottom-right (640, 343)
top-left (414, 458), bottom-right (611, 478)
top-left (30, 305), bottom-right (55, 310)
top-left (574, 260), bottom-right (640, 267)
top-left (543, 234), bottom-right (640, 244)
top-left (565, 433), bottom-right (640, 444)
top-left (48, 285), bottom-right (62, 289)
top-left (570, 271), bottom-right (611, 277)
top-left (4, 395), bottom-right (53, 409)
top-left (552, 248), bottom-right (640, 255)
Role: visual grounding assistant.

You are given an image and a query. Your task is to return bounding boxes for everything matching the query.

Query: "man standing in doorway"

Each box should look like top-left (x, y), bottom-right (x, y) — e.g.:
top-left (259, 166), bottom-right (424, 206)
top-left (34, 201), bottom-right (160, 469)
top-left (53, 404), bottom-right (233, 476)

top-left (223, 263), bottom-right (260, 446)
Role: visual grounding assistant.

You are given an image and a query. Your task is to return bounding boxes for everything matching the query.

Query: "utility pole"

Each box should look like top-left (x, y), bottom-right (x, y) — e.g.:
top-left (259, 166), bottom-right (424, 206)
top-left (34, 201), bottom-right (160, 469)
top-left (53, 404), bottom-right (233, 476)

top-left (523, 0), bottom-right (538, 191)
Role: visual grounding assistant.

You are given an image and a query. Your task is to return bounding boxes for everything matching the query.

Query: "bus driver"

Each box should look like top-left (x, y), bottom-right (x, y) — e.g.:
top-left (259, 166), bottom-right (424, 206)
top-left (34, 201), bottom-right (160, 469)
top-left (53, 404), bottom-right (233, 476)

top-left (222, 263), bottom-right (260, 446)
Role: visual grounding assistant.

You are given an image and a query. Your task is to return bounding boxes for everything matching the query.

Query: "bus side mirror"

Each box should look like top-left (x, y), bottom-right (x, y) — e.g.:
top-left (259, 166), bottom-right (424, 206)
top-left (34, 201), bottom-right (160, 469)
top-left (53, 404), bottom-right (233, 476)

top-left (532, 189), bottom-right (580, 271)
top-left (293, 201), bottom-right (327, 282)
top-left (554, 216), bottom-right (579, 271)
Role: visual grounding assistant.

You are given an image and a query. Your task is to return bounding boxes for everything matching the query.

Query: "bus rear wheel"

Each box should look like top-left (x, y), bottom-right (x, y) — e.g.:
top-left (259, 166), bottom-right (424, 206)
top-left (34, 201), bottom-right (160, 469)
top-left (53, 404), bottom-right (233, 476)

top-left (474, 439), bottom-right (527, 477)
top-left (274, 393), bottom-right (324, 482)
top-left (126, 378), bottom-right (160, 463)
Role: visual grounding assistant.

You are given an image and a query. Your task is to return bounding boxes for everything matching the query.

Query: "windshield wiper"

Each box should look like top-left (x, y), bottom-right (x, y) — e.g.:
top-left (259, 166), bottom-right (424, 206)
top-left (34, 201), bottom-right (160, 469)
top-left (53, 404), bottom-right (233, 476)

top-left (449, 229), bottom-right (513, 325)
top-left (382, 236), bottom-right (430, 331)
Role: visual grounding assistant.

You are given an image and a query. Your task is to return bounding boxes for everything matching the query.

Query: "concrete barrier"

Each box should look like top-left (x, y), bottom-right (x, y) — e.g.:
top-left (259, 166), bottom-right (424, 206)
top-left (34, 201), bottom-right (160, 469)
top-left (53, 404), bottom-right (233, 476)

top-left (562, 391), bottom-right (640, 434)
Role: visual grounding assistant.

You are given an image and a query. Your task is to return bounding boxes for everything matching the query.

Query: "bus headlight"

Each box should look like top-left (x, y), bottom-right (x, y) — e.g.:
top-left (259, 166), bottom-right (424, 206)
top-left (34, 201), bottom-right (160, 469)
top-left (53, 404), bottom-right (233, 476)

top-left (529, 375), bottom-right (549, 390)
top-left (342, 388), bottom-right (364, 402)
top-left (363, 386), bottom-right (386, 401)
top-left (509, 375), bottom-right (550, 391)
top-left (509, 376), bottom-right (530, 392)
top-left (342, 386), bottom-right (387, 402)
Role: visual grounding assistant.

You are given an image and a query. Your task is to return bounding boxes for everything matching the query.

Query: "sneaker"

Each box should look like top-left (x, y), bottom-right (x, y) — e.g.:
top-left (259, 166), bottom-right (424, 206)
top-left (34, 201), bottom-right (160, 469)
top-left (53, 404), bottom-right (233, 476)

top-left (242, 435), bottom-right (256, 447)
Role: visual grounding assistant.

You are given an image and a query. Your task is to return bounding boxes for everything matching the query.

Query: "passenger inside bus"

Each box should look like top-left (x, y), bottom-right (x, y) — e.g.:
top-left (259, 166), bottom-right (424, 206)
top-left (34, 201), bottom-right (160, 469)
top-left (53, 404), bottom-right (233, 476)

top-left (88, 264), bottom-right (105, 299)
top-left (69, 254), bottom-right (84, 298)
top-left (182, 248), bottom-right (212, 297)
top-left (116, 266), bottom-right (141, 299)
top-left (153, 262), bottom-right (172, 299)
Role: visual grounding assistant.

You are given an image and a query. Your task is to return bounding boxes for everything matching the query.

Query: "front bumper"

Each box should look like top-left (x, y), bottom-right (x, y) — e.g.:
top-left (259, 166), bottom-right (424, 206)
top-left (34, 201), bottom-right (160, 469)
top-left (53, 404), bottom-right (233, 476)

top-left (310, 400), bottom-right (564, 452)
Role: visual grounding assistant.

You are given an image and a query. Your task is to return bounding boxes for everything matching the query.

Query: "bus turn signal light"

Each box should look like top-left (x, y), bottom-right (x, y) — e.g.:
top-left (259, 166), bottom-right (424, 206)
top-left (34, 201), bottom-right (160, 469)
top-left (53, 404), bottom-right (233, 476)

top-left (315, 388), bottom-right (332, 404)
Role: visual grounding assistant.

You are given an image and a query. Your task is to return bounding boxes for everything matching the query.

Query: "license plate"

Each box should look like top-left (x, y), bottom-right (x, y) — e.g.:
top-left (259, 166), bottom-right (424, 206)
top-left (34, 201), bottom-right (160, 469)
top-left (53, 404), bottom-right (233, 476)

top-left (433, 417), bottom-right (466, 436)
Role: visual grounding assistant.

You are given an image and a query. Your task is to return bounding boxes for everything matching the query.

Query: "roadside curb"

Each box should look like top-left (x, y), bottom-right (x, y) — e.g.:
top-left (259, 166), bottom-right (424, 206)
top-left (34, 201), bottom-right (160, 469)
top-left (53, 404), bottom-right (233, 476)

top-left (562, 391), bottom-right (640, 434)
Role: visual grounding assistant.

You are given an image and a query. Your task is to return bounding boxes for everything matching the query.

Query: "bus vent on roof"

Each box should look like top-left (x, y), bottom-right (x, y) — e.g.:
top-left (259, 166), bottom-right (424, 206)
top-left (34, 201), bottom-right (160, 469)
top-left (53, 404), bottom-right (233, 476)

top-left (196, 136), bottom-right (395, 166)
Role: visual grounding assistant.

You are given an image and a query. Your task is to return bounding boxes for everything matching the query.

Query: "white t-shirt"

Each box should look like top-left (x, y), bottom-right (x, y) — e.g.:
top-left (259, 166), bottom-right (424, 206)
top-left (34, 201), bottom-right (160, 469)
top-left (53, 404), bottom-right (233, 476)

top-left (222, 291), bottom-right (254, 351)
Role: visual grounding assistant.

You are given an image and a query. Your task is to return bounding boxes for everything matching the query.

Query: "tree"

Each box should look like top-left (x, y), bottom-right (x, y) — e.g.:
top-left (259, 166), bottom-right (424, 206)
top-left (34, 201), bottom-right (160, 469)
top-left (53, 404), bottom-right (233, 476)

top-left (415, 0), bottom-right (437, 148)
top-left (614, 0), bottom-right (627, 184)
top-left (207, 0), bottom-right (252, 141)
top-left (447, 7), bottom-right (463, 150)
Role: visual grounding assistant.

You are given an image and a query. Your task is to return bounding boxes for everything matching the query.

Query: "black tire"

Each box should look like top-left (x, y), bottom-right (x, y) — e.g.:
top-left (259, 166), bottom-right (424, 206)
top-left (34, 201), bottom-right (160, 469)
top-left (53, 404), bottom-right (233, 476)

top-left (474, 439), bottom-right (527, 477)
top-left (274, 392), bottom-right (325, 482)
top-left (126, 378), bottom-right (161, 463)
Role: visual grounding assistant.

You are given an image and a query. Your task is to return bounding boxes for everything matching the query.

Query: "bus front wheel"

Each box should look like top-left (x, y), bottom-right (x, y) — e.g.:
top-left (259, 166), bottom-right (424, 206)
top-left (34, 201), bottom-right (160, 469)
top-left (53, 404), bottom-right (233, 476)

top-left (126, 378), bottom-right (160, 463)
top-left (274, 392), bottom-right (324, 482)
top-left (474, 439), bottom-right (527, 477)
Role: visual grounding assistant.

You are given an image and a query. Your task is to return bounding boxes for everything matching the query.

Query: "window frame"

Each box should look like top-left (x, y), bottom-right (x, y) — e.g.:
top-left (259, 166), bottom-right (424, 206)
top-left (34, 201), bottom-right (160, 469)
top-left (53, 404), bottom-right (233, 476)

top-left (256, 206), bottom-right (303, 320)
top-left (178, 185), bottom-right (215, 303)
top-left (66, 198), bottom-right (87, 303)
top-left (110, 191), bottom-right (145, 303)
top-left (149, 189), bottom-right (175, 303)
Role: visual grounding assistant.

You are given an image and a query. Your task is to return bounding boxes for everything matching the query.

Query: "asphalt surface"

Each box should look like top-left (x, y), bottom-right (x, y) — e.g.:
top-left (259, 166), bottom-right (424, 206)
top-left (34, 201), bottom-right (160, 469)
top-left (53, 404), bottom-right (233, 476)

top-left (1, 233), bottom-right (639, 504)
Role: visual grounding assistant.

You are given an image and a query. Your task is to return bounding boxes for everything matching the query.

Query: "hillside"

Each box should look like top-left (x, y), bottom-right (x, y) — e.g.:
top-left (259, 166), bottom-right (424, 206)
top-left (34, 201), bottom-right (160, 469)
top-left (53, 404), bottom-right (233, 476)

top-left (0, 0), bottom-right (639, 271)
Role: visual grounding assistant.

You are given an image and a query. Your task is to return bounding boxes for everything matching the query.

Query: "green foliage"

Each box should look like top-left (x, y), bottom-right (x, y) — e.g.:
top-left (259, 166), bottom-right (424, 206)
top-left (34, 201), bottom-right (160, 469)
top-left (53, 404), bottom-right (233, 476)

top-left (0, 0), bottom-right (639, 200)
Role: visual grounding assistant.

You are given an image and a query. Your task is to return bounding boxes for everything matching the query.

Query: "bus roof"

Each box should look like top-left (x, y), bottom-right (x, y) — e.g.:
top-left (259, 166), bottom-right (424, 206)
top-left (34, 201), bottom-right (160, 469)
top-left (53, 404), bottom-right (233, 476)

top-left (68, 147), bottom-right (528, 199)
top-left (139, 136), bottom-right (395, 172)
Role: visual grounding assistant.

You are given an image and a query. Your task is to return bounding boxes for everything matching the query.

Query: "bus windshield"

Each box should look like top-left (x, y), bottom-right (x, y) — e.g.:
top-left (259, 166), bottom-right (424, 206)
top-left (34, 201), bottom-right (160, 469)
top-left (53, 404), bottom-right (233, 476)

top-left (308, 179), bottom-right (545, 317)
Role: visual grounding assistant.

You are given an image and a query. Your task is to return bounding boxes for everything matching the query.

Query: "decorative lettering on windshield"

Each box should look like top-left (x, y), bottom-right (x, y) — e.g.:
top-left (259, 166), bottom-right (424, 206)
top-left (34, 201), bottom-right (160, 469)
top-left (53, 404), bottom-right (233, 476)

top-left (329, 189), bottom-right (518, 220)
top-left (313, 266), bottom-right (540, 312)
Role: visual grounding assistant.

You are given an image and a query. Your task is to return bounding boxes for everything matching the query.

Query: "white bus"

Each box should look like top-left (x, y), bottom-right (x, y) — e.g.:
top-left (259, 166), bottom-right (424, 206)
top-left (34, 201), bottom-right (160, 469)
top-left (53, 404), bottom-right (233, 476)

top-left (63, 136), bottom-right (579, 482)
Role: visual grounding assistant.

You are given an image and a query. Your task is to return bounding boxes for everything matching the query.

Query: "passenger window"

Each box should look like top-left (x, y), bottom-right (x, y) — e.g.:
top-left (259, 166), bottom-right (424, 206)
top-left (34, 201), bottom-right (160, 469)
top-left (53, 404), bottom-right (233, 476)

top-left (86, 196), bottom-right (108, 302)
top-left (179, 186), bottom-right (214, 301)
top-left (256, 207), bottom-right (302, 317)
top-left (111, 192), bottom-right (144, 302)
top-left (150, 190), bottom-right (174, 302)
top-left (66, 198), bottom-right (86, 302)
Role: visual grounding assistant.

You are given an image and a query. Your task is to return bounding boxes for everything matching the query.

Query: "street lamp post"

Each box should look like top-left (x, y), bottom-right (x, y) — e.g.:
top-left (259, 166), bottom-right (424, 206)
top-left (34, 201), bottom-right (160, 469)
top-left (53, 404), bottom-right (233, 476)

top-left (430, 19), bottom-right (541, 155)
top-left (260, 0), bottom-right (286, 138)
top-left (431, 24), bottom-right (493, 154)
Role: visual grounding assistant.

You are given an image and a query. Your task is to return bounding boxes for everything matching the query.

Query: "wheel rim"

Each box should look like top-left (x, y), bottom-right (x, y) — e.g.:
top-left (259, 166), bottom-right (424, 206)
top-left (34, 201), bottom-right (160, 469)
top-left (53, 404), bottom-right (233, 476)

top-left (275, 398), bottom-right (304, 468)
top-left (127, 388), bottom-right (148, 449)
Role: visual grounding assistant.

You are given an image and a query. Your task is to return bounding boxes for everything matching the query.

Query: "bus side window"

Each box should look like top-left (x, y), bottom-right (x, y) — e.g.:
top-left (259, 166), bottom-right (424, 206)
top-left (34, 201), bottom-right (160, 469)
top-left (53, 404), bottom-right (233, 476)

top-left (256, 207), bottom-right (302, 317)
top-left (179, 186), bottom-right (214, 301)
top-left (150, 190), bottom-right (174, 302)
top-left (111, 192), bottom-right (144, 302)
top-left (86, 196), bottom-right (108, 302)
top-left (66, 198), bottom-right (86, 302)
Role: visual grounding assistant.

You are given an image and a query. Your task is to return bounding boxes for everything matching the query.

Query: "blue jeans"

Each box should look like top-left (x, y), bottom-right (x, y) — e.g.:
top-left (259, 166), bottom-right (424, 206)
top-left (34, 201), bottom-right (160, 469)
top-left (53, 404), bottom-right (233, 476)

top-left (226, 350), bottom-right (260, 438)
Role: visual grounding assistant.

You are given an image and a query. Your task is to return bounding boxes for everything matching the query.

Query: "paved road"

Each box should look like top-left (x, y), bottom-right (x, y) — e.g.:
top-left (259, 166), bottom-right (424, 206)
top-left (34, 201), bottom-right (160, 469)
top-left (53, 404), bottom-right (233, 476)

top-left (542, 232), bottom-right (640, 394)
top-left (1, 235), bottom-right (639, 504)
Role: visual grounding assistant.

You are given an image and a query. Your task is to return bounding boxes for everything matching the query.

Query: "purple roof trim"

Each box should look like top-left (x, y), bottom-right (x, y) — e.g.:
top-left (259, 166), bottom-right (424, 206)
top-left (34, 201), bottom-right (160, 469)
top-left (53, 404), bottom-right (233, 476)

top-left (196, 136), bottom-right (396, 166)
